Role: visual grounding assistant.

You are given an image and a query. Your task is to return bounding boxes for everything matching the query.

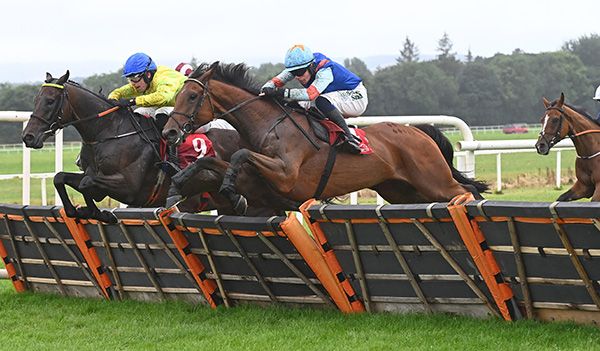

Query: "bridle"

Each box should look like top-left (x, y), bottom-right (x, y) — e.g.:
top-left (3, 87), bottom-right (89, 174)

top-left (539, 106), bottom-right (571, 150)
top-left (541, 106), bottom-right (600, 159)
top-left (29, 82), bottom-right (70, 135)
top-left (30, 82), bottom-right (122, 136)
top-left (168, 78), bottom-right (217, 136)
top-left (30, 81), bottom-right (158, 151)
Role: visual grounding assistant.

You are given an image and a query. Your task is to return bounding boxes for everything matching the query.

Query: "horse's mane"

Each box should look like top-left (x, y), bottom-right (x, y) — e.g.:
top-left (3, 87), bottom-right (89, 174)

top-left (550, 99), bottom-right (595, 121)
top-left (189, 62), bottom-right (262, 95)
top-left (45, 75), bottom-right (114, 104)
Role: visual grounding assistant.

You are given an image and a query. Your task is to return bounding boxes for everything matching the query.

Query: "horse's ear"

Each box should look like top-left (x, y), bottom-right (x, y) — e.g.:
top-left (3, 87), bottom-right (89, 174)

top-left (558, 92), bottom-right (565, 107)
top-left (542, 97), bottom-right (551, 108)
top-left (45, 72), bottom-right (53, 83)
top-left (56, 70), bottom-right (70, 85)
top-left (200, 61), bottom-right (219, 81)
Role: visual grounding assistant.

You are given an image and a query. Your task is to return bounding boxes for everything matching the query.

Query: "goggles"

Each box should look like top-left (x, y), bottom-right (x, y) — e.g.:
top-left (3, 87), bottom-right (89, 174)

top-left (290, 67), bottom-right (308, 77)
top-left (127, 73), bottom-right (145, 83)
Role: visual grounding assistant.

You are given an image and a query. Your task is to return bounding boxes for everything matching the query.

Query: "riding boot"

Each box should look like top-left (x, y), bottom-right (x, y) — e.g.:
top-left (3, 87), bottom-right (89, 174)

top-left (155, 113), bottom-right (169, 132)
top-left (324, 108), bottom-right (362, 154)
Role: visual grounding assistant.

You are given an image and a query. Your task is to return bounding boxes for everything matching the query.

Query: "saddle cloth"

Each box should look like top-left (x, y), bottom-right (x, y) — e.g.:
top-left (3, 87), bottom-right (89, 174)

top-left (318, 119), bottom-right (373, 155)
top-left (160, 133), bottom-right (216, 168)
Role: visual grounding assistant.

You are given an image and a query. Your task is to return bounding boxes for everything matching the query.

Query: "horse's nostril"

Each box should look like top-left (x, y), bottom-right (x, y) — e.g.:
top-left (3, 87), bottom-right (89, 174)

top-left (163, 129), bottom-right (179, 144)
top-left (23, 133), bottom-right (34, 145)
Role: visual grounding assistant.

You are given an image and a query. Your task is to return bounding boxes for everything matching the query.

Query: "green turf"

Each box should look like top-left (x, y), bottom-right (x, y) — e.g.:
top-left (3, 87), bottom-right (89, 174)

top-left (0, 283), bottom-right (598, 350)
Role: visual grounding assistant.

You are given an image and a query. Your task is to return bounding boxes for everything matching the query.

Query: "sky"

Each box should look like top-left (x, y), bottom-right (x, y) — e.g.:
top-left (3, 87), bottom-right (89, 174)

top-left (2, 0), bottom-right (598, 83)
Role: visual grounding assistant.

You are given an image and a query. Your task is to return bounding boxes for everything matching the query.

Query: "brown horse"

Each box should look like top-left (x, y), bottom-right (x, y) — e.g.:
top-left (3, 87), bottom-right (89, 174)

top-left (536, 92), bottom-right (600, 201)
top-left (163, 62), bottom-right (487, 213)
top-left (22, 71), bottom-right (283, 223)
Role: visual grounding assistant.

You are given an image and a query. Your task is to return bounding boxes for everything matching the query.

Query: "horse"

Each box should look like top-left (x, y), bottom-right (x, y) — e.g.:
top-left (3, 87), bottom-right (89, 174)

top-left (535, 92), bottom-right (600, 201)
top-left (163, 62), bottom-right (488, 214)
top-left (21, 71), bottom-right (282, 223)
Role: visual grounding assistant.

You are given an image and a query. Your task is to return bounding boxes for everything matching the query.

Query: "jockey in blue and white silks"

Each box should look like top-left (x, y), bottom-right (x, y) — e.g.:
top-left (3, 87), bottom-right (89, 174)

top-left (261, 44), bottom-right (368, 154)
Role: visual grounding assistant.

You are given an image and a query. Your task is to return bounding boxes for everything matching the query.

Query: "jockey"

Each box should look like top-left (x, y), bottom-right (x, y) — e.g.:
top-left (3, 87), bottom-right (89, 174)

top-left (175, 62), bottom-right (194, 77)
top-left (260, 44), bottom-right (368, 154)
top-left (108, 53), bottom-right (186, 130)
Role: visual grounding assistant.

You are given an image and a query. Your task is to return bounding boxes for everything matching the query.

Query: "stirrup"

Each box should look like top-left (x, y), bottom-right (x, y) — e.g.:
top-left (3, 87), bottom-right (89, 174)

top-left (341, 138), bottom-right (362, 155)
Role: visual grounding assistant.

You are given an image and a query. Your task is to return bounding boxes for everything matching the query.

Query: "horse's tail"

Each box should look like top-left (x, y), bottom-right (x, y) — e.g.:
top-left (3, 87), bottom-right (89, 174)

top-left (414, 124), bottom-right (489, 193)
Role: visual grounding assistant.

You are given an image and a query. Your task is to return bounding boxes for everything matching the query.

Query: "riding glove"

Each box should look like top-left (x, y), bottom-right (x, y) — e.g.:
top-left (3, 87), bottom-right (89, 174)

top-left (113, 98), bottom-right (136, 107)
top-left (261, 87), bottom-right (288, 99)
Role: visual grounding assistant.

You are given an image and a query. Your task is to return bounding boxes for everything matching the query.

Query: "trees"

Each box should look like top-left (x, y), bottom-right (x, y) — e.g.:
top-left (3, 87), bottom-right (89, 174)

top-left (367, 62), bottom-right (458, 116)
top-left (82, 71), bottom-right (125, 96)
top-left (397, 36), bottom-right (420, 63)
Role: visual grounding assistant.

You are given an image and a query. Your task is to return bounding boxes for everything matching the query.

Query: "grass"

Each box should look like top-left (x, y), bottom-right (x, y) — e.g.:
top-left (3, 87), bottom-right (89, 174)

top-left (0, 283), bottom-right (599, 350)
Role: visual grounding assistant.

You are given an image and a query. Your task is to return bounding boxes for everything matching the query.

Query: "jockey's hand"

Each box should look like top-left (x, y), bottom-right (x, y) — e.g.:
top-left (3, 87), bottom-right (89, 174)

top-left (112, 98), bottom-right (136, 108)
top-left (261, 87), bottom-right (287, 98)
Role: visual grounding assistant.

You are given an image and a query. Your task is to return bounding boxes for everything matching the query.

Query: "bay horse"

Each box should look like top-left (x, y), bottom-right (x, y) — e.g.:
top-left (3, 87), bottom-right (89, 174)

top-left (535, 92), bottom-right (600, 201)
top-left (22, 71), bottom-right (282, 223)
top-left (163, 62), bottom-right (488, 213)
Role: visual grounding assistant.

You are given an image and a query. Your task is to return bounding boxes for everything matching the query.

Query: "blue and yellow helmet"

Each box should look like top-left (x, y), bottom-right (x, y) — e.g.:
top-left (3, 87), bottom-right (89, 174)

top-left (284, 45), bottom-right (314, 71)
top-left (122, 53), bottom-right (157, 77)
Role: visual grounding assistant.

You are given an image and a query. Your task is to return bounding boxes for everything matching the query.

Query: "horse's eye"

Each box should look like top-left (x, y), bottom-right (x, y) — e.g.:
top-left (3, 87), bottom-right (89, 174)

top-left (550, 118), bottom-right (559, 125)
top-left (46, 98), bottom-right (55, 105)
top-left (189, 93), bottom-right (198, 100)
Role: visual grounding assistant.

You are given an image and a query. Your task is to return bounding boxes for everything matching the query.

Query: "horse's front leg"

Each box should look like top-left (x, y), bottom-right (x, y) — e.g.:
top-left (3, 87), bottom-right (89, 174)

top-left (53, 172), bottom-right (85, 218)
top-left (557, 180), bottom-right (594, 201)
top-left (166, 157), bottom-right (230, 208)
top-left (220, 149), bottom-right (298, 215)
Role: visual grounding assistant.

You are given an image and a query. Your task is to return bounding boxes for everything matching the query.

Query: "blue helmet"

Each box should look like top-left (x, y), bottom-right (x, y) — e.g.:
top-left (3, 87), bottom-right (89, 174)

top-left (284, 45), bottom-right (314, 71)
top-left (122, 53), bottom-right (157, 77)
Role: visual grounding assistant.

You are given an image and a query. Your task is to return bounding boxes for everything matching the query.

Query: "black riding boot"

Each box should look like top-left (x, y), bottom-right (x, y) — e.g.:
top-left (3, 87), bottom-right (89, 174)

top-left (325, 108), bottom-right (362, 154)
top-left (155, 113), bottom-right (169, 131)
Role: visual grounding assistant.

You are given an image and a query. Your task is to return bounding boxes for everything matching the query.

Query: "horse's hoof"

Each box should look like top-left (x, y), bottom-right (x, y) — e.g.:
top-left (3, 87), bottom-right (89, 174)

top-left (100, 210), bottom-right (118, 224)
top-left (166, 195), bottom-right (183, 208)
top-left (233, 194), bottom-right (248, 215)
top-left (75, 207), bottom-right (93, 218)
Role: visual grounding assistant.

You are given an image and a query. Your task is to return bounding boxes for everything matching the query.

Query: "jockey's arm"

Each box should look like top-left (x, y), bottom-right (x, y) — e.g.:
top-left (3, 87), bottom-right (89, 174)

top-left (287, 66), bottom-right (333, 101)
top-left (261, 70), bottom-right (294, 90)
top-left (134, 82), bottom-right (178, 107)
top-left (108, 84), bottom-right (136, 100)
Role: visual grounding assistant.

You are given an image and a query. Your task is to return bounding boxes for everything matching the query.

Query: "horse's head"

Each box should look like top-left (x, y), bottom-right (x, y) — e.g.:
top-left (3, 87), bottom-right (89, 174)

top-left (163, 62), bottom-right (219, 145)
top-left (22, 71), bottom-right (70, 148)
top-left (536, 92), bottom-right (571, 155)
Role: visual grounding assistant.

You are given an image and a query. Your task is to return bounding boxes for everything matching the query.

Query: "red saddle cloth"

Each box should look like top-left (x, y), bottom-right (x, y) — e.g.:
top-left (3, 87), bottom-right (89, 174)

top-left (318, 120), bottom-right (373, 155)
top-left (160, 133), bottom-right (216, 168)
top-left (160, 133), bottom-right (216, 212)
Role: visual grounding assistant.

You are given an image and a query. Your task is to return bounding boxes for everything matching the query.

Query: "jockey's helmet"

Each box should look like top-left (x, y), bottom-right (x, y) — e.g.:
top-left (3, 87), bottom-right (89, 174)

top-left (594, 85), bottom-right (600, 101)
top-left (122, 53), bottom-right (157, 78)
top-left (284, 45), bottom-right (314, 71)
top-left (175, 62), bottom-right (194, 77)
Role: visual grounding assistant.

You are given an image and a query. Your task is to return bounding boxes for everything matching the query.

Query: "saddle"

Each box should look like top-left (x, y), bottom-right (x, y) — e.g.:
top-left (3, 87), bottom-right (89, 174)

top-left (301, 107), bottom-right (373, 154)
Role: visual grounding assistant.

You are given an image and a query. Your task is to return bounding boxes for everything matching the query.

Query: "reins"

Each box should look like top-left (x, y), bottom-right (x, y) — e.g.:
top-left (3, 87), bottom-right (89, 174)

top-left (36, 81), bottom-right (162, 160)
top-left (178, 77), bottom-right (320, 150)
